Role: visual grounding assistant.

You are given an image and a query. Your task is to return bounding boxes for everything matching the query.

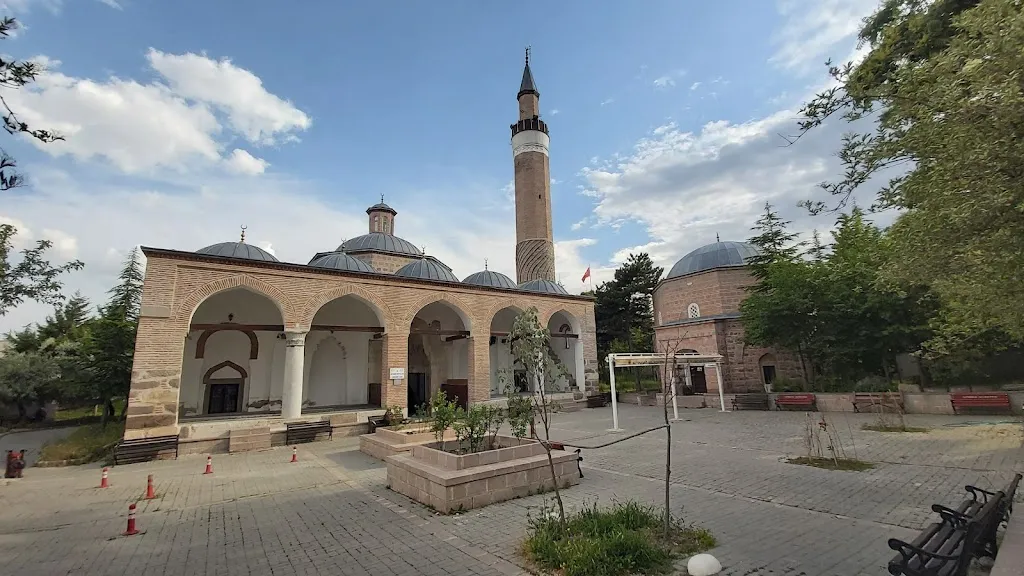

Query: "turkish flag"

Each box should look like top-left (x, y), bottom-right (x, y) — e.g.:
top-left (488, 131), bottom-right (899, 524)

top-left (581, 267), bottom-right (591, 282)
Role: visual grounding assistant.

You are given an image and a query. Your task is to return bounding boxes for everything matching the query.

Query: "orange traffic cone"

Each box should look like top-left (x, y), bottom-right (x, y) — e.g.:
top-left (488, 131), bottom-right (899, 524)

top-left (145, 474), bottom-right (156, 499)
top-left (290, 446), bottom-right (298, 463)
top-left (203, 455), bottom-right (213, 475)
top-left (123, 503), bottom-right (139, 536)
top-left (99, 467), bottom-right (109, 488)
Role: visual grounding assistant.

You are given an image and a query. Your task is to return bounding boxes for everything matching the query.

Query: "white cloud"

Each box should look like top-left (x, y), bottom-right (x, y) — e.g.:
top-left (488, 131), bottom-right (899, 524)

top-left (4, 49), bottom-right (309, 175)
top-left (769, 0), bottom-right (879, 74)
top-left (96, 0), bottom-right (121, 8)
top-left (224, 149), bottom-right (269, 175)
top-left (1, 0), bottom-right (62, 14)
top-left (549, 109), bottom-right (560, 115)
top-left (146, 49), bottom-right (311, 145)
top-left (653, 76), bottom-right (675, 88)
top-left (600, 98), bottom-right (614, 106)
top-left (689, 82), bottom-right (701, 91)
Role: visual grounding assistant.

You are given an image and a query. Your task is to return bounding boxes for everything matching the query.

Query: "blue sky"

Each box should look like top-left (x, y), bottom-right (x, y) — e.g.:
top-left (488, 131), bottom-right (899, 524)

top-left (0, 0), bottom-right (880, 332)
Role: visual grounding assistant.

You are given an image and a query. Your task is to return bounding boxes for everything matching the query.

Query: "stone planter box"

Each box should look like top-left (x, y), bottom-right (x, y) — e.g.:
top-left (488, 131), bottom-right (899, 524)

top-left (360, 425), bottom-right (456, 461)
top-left (386, 435), bottom-right (580, 514)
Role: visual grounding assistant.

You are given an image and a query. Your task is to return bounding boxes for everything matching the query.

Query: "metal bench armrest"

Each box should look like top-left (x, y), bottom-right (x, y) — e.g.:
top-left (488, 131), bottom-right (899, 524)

top-left (932, 504), bottom-right (970, 528)
top-left (965, 485), bottom-right (994, 503)
top-left (888, 538), bottom-right (962, 568)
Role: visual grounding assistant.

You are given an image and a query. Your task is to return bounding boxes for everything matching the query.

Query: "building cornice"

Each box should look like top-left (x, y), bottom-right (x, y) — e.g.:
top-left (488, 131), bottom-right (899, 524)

top-left (140, 246), bottom-right (594, 303)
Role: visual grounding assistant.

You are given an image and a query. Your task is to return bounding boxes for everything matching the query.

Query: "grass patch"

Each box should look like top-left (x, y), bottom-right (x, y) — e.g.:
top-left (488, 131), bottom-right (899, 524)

top-left (522, 500), bottom-right (716, 576)
top-left (38, 421), bottom-right (124, 464)
top-left (861, 424), bottom-right (930, 433)
top-left (787, 456), bottom-right (875, 471)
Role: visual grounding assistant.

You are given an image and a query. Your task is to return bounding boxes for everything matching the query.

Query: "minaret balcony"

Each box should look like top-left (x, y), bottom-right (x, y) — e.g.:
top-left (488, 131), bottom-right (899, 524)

top-left (510, 117), bottom-right (549, 137)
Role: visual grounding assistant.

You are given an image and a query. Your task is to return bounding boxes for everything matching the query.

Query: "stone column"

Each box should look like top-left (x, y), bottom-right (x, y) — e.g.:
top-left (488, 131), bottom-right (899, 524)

top-left (467, 333), bottom-right (491, 404)
top-left (124, 316), bottom-right (184, 440)
top-left (380, 331), bottom-right (409, 412)
top-left (281, 331), bottom-right (307, 420)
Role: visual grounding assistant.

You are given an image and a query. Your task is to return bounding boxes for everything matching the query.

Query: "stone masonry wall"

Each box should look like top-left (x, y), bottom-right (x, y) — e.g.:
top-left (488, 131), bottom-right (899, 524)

top-left (126, 254), bottom-right (596, 439)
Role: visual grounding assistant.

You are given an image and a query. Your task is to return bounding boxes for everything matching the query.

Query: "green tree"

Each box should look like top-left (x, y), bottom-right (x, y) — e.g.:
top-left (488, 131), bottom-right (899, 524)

top-left (0, 16), bottom-right (63, 191)
top-left (593, 253), bottom-right (663, 386)
top-left (84, 249), bottom-right (143, 425)
top-left (510, 307), bottom-right (570, 527)
top-left (0, 350), bottom-right (60, 420)
top-left (36, 292), bottom-right (92, 345)
top-left (796, 0), bottom-right (1024, 351)
top-left (1, 225), bottom-right (85, 317)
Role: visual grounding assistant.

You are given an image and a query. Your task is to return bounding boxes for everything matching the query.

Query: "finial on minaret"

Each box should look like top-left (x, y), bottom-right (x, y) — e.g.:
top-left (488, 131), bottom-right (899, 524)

top-left (484, 258), bottom-right (489, 271)
top-left (339, 238), bottom-right (346, 251)
top-left (240, 225), bottom-right (247, 243)
top-left (716, 232), bottom-right (720, 242)
top-left (525, 46), bottom-right (530, 66)
top-left (420, 245), bottom-right (426, 255)
top-left (380, 193), bottom-right (384, 203)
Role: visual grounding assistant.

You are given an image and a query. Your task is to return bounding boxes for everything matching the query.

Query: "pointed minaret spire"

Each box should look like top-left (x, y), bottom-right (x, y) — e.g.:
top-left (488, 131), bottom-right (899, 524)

top-left (519, 46), bottom-right (539, 100)
top-left (240, 225), bottom-right (247, 243)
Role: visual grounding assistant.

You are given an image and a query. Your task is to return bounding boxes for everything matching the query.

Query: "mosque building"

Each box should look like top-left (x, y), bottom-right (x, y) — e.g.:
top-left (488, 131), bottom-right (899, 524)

top-left (122, 53), bottom-right (598, 446)
top-left (653, 241), bottom-right (806, 397)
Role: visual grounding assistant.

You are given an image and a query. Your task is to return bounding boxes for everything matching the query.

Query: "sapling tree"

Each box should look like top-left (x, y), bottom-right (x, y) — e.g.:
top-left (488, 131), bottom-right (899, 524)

top-left (657, 336), bottom-right (687, 538)
top-left (429, 390), bottom-right (457, 450)
top-left (509, 307), bottom-right (570, 526)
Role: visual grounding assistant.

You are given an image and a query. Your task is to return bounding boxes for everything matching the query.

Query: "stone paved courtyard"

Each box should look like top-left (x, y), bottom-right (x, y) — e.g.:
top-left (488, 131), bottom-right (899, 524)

top-left (2, 406), bottom-right (1022, 575)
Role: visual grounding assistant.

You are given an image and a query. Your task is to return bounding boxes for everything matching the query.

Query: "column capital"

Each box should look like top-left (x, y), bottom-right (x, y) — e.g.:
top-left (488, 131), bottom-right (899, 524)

top-left (284, 331), bottom-right (307, 347)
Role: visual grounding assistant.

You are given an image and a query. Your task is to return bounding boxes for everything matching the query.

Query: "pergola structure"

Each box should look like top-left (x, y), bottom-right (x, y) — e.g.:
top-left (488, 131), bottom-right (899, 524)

top-left (606, 352), bottom-right (725, 431)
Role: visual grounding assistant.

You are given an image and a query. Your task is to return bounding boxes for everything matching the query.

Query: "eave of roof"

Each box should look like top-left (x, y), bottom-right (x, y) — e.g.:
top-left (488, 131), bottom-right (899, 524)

top-left (140, 246), bottom-right (595, 302)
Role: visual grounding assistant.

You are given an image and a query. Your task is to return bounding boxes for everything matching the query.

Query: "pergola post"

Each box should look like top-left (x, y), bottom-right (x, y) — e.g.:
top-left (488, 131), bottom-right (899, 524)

top-left (715, 361), bottom-right (726, 412)
top-left (607, 354), bottom-right (621, 432)
top-left (670, 370), bottom-right (680, 421)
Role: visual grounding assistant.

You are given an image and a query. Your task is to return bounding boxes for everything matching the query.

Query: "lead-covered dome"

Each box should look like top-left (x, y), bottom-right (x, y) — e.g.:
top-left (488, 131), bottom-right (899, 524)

top-left (463, 269), bottom-right (517, 290)
top-left (308, 251), bottom-right (374, 273)
top-left (395, 257), bottom-right (460, 283)
top-left (518, 279), bottom-right (569, 295)
top-left (196, 242), bottom-right (279, 262)
top-left (340, 232), bottom-right (422, 257)
top-left (666, 241), bottom-right (759, 279)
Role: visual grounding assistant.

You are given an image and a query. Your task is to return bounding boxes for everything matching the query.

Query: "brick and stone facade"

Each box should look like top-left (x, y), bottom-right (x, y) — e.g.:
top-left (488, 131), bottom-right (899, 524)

top-left (653, 260), bottom-right (805, 394)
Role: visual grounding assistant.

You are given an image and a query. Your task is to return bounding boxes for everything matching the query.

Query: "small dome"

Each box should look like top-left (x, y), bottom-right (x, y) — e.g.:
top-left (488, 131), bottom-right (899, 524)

top-left (196, 242), bottom-right (279, 262)
top-left (366, 202), bottom-right (397, 215)
top-left (395, 257), bottom-right (460, 283)
top-left (518, 279), bottom-right (569, 295)
top-left (666, 241), bottom-right (759, 279)
top-left (340, 233), bottom-right (422, 256)
top-left (463, 270), bottom-right (517, 290)
top-left (309, 252), bottom-right (374, 273)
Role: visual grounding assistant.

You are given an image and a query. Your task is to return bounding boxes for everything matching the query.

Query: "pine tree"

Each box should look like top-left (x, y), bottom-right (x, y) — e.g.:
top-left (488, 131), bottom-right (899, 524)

top-left (746, 203), bottom-right (802, 284)
top-left (85, 249), bottom-right (143, 425)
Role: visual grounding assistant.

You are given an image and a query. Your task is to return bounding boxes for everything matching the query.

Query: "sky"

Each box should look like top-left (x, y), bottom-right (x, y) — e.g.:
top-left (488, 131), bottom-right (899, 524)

top-left (0, 0), bottom-right (884, 333)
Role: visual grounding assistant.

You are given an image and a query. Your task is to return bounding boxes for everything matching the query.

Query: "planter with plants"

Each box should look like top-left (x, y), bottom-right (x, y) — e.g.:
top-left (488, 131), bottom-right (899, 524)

top-left (386, 384), bottom-right (579, 514)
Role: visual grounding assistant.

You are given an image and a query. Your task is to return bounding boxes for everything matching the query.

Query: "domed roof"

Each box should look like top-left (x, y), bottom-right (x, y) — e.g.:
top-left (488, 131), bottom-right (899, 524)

top-left (309, 251), bottom-right (374, 273)
top-left (366, 202), bottom-right (397, 215)
top-left (196, 242), bottom-right (279, 262)
top-left (463, 269), bottom-right (517, 290)
top-left (666, 241), bottom-right (759, 279)
top-left (518, 279), bottom-right (569, 295)
top-left (340, 233), bottom-right (422, 256)
top-left (394, 257), bottom-right (460, 283)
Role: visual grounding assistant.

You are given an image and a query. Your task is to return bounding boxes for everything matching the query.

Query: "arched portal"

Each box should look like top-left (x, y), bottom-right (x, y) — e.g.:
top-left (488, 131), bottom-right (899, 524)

top-left (758, 353), bottom-right (777, 389)
top-left (180, 287), bottom-right (284, 418)
top-left (407, 300), bottom-right (471, 411)
top-left (305, 294), bottom-right (385, 410)
top-left (489, 306), bottom-right (525, 397)
top-left (547, 310), bottom-right (584, 394)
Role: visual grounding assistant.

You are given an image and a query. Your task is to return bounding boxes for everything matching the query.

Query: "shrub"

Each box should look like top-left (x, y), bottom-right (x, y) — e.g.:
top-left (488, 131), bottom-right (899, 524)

top-left (523, 500), bottom-right (716, 576)
top-left (429, 390), bottom-right (457, 449)
top-left (38, 422), bottom-right (124, 463)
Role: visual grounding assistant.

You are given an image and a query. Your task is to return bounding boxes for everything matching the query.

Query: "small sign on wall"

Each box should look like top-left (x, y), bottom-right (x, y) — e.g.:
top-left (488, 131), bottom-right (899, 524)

top-left (389, 367), bottom-right (405, 381)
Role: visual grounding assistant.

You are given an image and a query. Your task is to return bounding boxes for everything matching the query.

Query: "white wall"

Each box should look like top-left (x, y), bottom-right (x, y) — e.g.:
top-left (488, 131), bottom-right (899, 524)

top-left (489, 340), bottom-right (514, 396)
top-left (549, 311), bottom-right (584, 393)
top-left (303, 332), bottom-right (371, 407)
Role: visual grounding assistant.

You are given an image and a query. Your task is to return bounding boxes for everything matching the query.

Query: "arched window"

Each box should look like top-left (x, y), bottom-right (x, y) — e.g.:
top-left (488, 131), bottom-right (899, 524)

top-left (687, 303), bottom-right (700, 319)
top-left (383, 218), bottom-right (390, 233)
top-left (373, 215), bottom-right (380, 232)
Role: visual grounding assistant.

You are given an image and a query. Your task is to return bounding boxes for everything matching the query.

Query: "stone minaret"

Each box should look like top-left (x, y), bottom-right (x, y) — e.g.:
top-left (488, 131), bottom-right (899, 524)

top-left (511, 49), bottom-right (556, 284)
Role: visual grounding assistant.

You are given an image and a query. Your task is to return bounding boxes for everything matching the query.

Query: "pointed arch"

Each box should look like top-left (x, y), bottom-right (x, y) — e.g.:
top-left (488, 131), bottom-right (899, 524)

top-left (540, 306), bottom-right (583, 333)
top-left (203, 360), bottom-right (248, 383)
top-left (175, 274), bottom-right (291, 325)
top-left (195, 329), bottom-right (258, 360)
top-left (298, 284), bottom-right (390, 327)
top-left (403, 292), bottom-right (472, 331)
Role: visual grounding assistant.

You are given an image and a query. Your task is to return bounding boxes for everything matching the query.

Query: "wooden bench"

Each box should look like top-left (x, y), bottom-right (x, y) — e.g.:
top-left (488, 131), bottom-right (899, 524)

top-left (731, 394), bottom-right (769, 411)
top-left (950, 392), bottom-right (1012, 415)
top-left (113, 435), bottom-right (179, 466)
top-left (285, 420), bottom-right (333, 445)
top-left (775, 393), bottom-right (816, 411)
top-left (886, 473), bottom-right (1021, 576)
top-left (853, 392), bottom-right (904, 413)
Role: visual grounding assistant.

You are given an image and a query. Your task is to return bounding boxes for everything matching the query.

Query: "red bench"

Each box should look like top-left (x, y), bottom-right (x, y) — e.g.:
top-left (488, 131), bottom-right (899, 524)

top-left (950, 392), bottom-right (1012, 414)
top-left (775, 393), bottom-right (816, 411)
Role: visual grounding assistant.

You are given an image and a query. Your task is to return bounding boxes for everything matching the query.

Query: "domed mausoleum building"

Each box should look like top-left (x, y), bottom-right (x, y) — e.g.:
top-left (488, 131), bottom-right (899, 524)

top-left (653, 241), bottom-right (806, 398)
top-left (124, 55), bottom-right (597, 452)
